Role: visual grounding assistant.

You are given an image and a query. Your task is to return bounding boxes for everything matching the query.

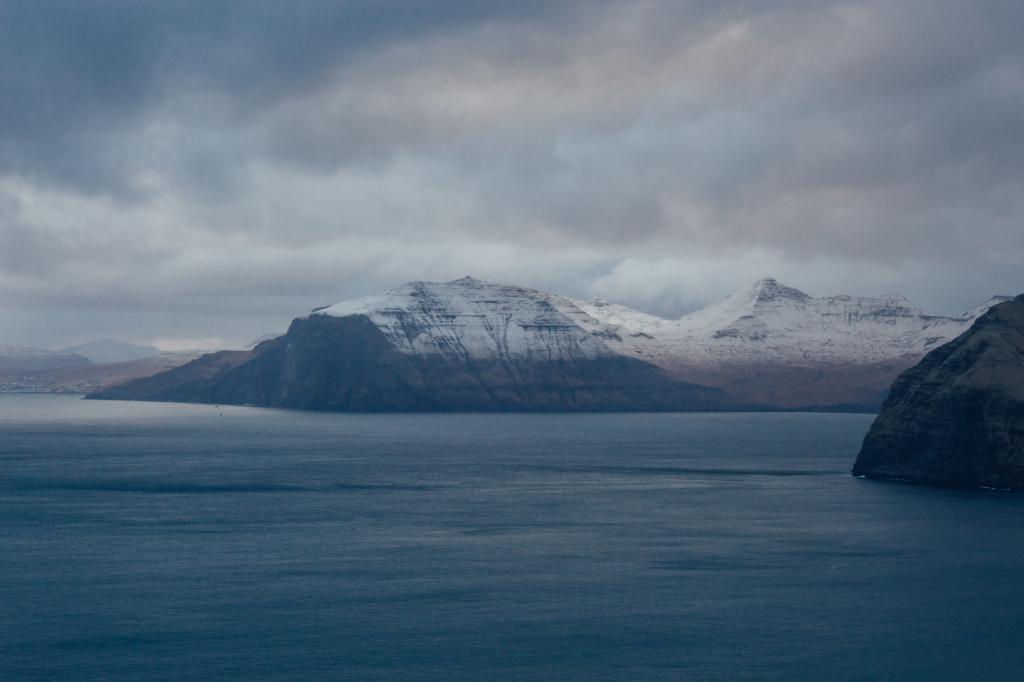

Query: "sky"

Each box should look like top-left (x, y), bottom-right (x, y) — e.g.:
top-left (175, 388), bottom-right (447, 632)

top-left (1, 0), bottom-right (1022, 349)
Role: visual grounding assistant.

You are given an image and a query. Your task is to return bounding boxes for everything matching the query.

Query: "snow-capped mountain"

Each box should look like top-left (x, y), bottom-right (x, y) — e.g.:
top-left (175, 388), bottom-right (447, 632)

top-left (573, 278), bottom-right (1008, 371)
top-left (312, 277), bottom-right (616, 362)
top-left (313, 274), bottom-right (997, 372)
top-left (91, 276), bottom-right (1013, 411)
top-left (94, 276), bottom-right (720, 411)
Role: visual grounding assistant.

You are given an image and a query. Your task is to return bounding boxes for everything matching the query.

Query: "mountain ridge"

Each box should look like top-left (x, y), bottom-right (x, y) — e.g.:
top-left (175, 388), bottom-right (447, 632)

top-left (0, 345), bottom-right (92, 377)
top-left (90, 276), bottom-right (1011, 412)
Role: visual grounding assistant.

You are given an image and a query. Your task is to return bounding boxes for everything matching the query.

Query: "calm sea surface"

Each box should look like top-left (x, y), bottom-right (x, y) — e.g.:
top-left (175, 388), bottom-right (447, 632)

top-left (2, 394), bottom-right (1023, 680)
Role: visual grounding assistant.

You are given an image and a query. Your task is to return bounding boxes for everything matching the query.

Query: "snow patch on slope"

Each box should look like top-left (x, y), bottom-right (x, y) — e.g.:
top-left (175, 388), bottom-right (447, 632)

top-left (960, 296), bottom-right (1015, 321)
top-left (312, 277), bottom-right (618, 362)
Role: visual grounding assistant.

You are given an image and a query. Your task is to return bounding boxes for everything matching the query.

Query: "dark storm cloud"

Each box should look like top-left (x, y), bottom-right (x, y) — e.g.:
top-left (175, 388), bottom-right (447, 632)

top-left (0, 0), bottom-right (1022, 347)
top-left (0, 0), bottom-right (579, 195)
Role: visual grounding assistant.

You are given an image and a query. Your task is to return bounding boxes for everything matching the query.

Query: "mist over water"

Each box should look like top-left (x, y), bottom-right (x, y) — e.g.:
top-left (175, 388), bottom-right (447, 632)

top-left (2, 395), bottom-right (1023, 680)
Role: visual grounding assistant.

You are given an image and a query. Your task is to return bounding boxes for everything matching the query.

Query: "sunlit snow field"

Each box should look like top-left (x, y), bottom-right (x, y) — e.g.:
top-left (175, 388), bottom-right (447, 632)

top-left (2, 394), bottom-right (1023, 680)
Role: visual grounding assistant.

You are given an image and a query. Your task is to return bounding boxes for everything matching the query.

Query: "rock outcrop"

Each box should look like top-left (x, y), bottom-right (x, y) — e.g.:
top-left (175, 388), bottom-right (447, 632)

top-left (852, 295), bottom-right (1024, 489)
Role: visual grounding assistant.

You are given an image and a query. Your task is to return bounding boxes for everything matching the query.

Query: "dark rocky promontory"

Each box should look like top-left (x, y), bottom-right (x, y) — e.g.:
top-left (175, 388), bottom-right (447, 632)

top-left (89, 313), bottom-right (726, 412)
top-left (853, 295), bottom-right (1024, 489)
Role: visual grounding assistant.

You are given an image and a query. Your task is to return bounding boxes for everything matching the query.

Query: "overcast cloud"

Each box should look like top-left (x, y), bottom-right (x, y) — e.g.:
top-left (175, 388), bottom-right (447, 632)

top-left (1, 0), bottom-right (1022, 348)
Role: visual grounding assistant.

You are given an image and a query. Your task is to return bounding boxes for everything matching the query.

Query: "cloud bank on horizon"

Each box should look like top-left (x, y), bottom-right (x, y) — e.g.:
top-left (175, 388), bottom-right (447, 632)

top-left (1, 0), bottom-right (1021, 347)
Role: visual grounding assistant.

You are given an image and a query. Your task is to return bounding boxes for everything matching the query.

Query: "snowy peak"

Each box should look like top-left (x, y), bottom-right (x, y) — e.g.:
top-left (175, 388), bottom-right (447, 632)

top-left (579, 278), bottom-right (1012, 368)
top-left (673, 277), bottom-right (813, 337)
top-left (741, 277), bottom-right (811, 305)
top-left (677, 278), bottom-right (955, 340)
top-left (311, 277), bottom-right (616, 362)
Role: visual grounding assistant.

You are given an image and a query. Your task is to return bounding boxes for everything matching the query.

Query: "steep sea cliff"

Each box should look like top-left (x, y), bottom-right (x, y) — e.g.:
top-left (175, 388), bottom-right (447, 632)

top-left (853, 296), bottom-right (1024, 489)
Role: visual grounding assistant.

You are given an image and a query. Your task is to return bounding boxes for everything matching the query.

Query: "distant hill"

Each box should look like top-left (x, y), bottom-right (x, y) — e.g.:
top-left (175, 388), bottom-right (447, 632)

top-left (0, 345), bottom-right (91, 376)
top-left (2, 352), bottom-right (203, 394)
top-left (61, 339), bottom-right (160, 364)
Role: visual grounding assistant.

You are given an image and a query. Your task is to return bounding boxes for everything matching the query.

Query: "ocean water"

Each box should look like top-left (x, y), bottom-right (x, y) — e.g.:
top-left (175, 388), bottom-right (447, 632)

top-left (2, 395), bottom-right (1023, 681)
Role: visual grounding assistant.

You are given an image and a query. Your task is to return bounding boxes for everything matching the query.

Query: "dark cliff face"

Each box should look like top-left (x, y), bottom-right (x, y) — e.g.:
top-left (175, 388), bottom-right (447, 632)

top-left (90, 315), bottom-right (727, 412)
top-left (852, 295), bottom-right (1024, 489)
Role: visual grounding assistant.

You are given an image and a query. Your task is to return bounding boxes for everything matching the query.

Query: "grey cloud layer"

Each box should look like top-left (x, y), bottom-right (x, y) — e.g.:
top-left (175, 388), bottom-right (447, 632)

top-left (1, 0), bottom-right (1022, 346)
